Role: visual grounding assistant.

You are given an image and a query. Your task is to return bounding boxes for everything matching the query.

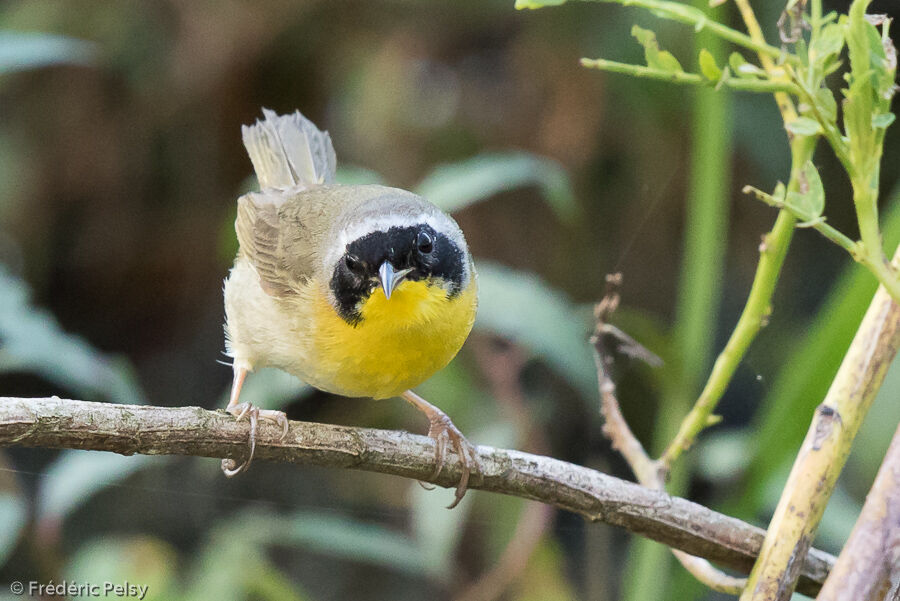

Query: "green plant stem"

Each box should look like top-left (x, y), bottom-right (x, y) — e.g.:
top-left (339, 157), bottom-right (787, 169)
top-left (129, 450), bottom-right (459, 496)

top-left (734, 185), bottom-right (900, 519)
top-left (575, 0), bottom-right (794, 62)
top-left (661, 135), bottom-right (817, 468)
top-left (579, 58), bottom-right (801, 94)
top-left (660, 210), bottom-right (795, 467)
top-left (744, 183), bottom-right (900, 303)
top-left (741, 185), bottom-right (858, 255)
top-left (740, 243), bottom-right (900, 601)
top-left (852, 181), bottom-right (900, 304)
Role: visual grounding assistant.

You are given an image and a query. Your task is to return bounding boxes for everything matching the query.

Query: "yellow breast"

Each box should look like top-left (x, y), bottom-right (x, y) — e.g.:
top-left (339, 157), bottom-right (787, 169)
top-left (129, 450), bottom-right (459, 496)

top-left (309, 279), bottom-right (477, 399)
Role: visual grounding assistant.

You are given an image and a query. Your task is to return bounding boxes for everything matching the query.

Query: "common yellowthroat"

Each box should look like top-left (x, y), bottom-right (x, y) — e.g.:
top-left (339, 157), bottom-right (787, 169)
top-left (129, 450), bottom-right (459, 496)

top-left (221, 109), bottom-right (479, 506)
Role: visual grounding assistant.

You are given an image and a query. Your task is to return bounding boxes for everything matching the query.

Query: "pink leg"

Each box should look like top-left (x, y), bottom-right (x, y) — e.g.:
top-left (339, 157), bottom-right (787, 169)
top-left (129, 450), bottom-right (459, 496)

top-left (221, 366), bottom-right (289, 477)
top-left (402, 390), bottom-right (480, 509)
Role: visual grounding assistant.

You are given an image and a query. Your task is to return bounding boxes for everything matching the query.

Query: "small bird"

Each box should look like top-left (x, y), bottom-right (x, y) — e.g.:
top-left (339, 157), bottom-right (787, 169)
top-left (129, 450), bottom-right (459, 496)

top-left (221, 109), bottom-right (479, 506)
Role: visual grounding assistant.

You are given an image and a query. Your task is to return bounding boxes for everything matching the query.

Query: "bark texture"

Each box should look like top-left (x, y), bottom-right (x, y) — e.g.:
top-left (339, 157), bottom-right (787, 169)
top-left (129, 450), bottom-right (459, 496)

top-left (0, 396), bottom-right (835, 595)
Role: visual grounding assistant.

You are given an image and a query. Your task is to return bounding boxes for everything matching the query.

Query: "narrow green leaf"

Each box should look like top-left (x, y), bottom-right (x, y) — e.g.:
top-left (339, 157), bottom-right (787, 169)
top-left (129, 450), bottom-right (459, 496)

top-left (67, 537), bottom-right (179, 601)
top-left (810, 23), bottom-right (846, 64)
top-left (844, 0), bottom-right (878, 166)
top-left (631, 25), bottom-right (683, 73)
top-left (208, 509), bottom-right (427, 577)
top-left (416, 153), bottom-right (578, 222)
top-left (36, 451), bottom-right (157, 523)
top-left (335, 165), bottom-right (386, 186)
top-left (276, 511), bottom-right (427, 576)
top-left (0, 266), bottom-right (144, 404)
top-left (698, 48), bottom-right (721, 80)
top-left (473, 261), bottom-right (596, 399)
top-left (514, 0), bottom-right (567, 8)
top-left (785, 116), bottom-right (823, 137)
top-left (815, 87), bottom-right (839, 122)
top-left (0, 31), bottom-right (96, 74)
top-left (0, 493), bottom-right (26, 566)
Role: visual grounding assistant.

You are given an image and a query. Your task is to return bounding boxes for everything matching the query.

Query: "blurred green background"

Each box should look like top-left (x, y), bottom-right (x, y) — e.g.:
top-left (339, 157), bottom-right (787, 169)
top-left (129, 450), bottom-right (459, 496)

top-left (2, 1), bottom-right (900, 600)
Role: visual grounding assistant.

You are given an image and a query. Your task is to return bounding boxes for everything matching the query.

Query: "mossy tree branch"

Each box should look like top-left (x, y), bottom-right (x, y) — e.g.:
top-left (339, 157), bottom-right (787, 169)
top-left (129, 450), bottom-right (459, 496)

top-left (0, 395), bottom-right (836, 596)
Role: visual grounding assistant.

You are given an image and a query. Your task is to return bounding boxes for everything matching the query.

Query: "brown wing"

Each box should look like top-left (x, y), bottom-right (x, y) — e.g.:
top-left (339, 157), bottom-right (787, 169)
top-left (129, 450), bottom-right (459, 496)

top-left (235, 190), bottom-right (326, 297)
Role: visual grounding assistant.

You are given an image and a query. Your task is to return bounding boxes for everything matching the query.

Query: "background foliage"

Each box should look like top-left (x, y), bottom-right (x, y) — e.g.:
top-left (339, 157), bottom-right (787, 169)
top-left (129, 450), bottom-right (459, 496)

top-left (1, 1), bottom-right (899, 600)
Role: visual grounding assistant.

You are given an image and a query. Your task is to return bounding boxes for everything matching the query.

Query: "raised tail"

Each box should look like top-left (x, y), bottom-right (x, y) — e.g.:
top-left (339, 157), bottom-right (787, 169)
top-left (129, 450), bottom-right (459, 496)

top-left (241, 108), bottom-right (337, 189)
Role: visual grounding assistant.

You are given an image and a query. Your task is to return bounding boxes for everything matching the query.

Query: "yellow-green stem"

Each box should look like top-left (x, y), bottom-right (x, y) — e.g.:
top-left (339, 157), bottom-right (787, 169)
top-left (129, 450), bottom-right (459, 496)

top-left (578, 58), bottom-right (800, 94)
top-left (740, 243), bottom-right (900, 601)
top-left (661, 135), bottom-right (817, 468)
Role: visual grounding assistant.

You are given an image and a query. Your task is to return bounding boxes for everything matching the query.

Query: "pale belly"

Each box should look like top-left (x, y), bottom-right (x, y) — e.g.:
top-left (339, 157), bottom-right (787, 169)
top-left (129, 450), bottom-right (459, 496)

top-left (225, 259), bottom-right (477, 400)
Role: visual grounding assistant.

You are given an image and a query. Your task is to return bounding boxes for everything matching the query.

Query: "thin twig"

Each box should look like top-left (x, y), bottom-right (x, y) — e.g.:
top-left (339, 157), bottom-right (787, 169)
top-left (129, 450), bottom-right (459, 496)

top-left (592, 275), bottom-right (746, 595)
top-left (0, 395), bottom-right (835, 596)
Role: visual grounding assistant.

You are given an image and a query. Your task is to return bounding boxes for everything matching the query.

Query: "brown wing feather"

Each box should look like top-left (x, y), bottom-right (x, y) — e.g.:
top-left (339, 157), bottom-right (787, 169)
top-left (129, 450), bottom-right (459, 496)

top-left (235, 192), bottom-right (321, 297)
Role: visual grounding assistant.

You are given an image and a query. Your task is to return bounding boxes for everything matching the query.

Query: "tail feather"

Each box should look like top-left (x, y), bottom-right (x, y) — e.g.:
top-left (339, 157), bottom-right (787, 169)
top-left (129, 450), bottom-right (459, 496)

top-left (241, 108), bottom-right (337, 189)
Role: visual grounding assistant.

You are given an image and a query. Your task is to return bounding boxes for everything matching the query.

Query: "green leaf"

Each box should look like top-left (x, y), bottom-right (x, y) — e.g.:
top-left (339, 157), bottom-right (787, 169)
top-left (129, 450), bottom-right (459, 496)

top-left (185, 516), bottom-right (310, 601)
top-left (67, 537), bottom-right (179, 601)
top-left (0, 266), bottom-right (144, 404)
top-left (872, 112), bottom-right (896, 129)
top-left (785, 116), bottom-right (823, 137)
top-left (0, 493), bottom-right (26, 566)
top-left (411, 478), bottom-right (472, 580)
top-left (274, 511), bottom-right (427, 576)
top-left (815, 87), bottom-right (839, 122)
top-left (811, 22), bottom-right (846, 64)
top-left (631, 25), bottom-right (683, 73)
top-left (784, 160), bottom-right (825, 221)
top-left (473, 261), bottom-right (596, 399)
top-left (511, 541), bottom-right (578, 601)
top-left (728, 52), bottom-right (764, 78)
top-left (695, 430), bottom-right (751, 481)
top-left (514, 0), bottom-right (567, 8)
top-left (204, 509), bottom-right (427, 579)
top-left (843, 0), bottom-right (893, 172)
top-left (36, 451), bottom-right (157, 523)
top-left (335, 165), bottom-right (386, 186)
top-left (0, 31), bottom-right (96, 74)
top-left (416, 153), bottom-right (578, 223)
top-left (698, 48), bottom-right (721, 80)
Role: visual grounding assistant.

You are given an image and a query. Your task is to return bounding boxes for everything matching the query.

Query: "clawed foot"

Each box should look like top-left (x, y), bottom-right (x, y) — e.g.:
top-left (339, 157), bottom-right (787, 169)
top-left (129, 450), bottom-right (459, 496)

top-left (426, 410), bottom-right (480, 509)
top-left (221, 402), bottom-right (289, 477)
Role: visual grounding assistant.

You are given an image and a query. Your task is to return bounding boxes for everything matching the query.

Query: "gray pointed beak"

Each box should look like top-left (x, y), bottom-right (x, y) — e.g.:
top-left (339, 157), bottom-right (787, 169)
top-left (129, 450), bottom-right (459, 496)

top-left (378, 261), bottom-right (413, 300)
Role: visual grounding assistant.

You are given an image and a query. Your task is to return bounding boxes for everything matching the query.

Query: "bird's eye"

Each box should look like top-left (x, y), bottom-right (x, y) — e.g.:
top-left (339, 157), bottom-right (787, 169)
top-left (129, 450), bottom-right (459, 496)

top-left (416, 231), bottom-right (434, 254)
top-left (344, 254), bottom-right (363, 273)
